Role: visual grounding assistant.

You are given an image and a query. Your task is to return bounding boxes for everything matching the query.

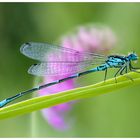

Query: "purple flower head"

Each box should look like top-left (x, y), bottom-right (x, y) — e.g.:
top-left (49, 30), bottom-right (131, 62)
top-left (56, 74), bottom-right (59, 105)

top-left (61, 25), bottom-right (116, 53)
top-left (39, 24), bottom-right (116, 131)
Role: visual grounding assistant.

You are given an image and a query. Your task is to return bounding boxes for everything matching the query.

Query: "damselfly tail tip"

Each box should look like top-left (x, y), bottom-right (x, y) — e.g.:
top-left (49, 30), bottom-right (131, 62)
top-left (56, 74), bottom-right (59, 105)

top-left (0, 99), bottom-right (7, 108)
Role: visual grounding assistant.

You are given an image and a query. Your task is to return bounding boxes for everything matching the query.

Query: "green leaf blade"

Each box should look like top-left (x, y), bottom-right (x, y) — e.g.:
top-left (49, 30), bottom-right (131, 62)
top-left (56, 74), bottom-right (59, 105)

top-left (0, 71), bottom-right (140, 120)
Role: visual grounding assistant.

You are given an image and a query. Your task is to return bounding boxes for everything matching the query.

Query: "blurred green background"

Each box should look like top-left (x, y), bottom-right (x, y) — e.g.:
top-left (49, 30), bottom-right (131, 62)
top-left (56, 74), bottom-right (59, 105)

top-left (0, 3), bottom-right (140, 137)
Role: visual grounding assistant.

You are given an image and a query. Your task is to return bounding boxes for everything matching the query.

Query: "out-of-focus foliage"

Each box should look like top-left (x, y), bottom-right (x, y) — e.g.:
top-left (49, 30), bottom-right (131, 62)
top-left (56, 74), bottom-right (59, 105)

top-left (0, 3), bottom-right (140, 137)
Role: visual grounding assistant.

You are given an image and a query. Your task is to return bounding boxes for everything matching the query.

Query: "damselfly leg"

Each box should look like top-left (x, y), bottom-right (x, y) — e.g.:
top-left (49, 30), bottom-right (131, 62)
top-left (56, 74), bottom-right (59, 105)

top-left (114, 67), bottom-right (124, 83)
top-left (114, 63), bottom-right (133, 83)
top-left (104, 69), bottom-right (108, 82)
top-left (120, 64), bottom-right (134, 82)
top-left (129, 62), bottom-right (140, 73)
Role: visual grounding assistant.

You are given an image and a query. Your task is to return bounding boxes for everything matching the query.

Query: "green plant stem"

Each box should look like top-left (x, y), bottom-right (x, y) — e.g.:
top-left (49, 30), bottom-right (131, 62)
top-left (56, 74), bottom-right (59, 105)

top-left (0, 71), bottom-right (140, 120)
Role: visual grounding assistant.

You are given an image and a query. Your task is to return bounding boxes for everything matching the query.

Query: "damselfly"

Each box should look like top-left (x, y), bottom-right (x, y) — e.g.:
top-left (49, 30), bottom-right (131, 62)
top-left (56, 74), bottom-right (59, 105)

top-left (0, 42), bottom-right (139, 108)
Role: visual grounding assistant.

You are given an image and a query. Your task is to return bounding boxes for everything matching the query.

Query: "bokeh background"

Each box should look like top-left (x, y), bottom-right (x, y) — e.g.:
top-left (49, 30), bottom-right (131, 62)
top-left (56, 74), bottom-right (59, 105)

top-left (0, 3), bottom-right (140, 137)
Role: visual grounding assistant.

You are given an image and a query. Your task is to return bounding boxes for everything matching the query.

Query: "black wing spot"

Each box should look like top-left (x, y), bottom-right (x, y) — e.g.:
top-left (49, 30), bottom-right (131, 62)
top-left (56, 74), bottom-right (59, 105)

top-left (24, 42), bottom-right (31, 46)
top-left (33, 64), bottom-right (38, 66)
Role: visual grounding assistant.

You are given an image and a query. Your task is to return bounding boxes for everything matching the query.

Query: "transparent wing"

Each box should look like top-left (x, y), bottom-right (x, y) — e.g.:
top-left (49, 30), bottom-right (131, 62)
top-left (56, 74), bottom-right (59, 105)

top-left (28, 60), bottom-right (105, 76)
top-left (20, 42), bottom-right (107, 63)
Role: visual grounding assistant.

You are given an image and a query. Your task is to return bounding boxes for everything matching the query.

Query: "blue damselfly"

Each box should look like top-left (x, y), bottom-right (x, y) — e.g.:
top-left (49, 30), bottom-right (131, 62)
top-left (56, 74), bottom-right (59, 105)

top-left (0, 42), bottom-right (139, 108)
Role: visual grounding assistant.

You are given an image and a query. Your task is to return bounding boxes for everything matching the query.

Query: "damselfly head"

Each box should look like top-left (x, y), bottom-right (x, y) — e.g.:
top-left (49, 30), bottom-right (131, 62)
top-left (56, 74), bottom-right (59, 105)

top-left (128, 52), bottom-right (138, 61)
